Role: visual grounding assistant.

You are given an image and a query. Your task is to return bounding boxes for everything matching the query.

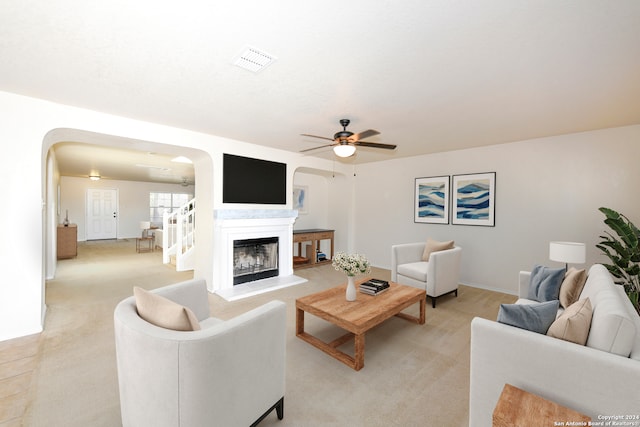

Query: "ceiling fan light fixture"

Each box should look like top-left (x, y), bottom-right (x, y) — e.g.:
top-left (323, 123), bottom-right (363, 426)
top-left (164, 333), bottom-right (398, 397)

top-left (333, 144), bottom-right (356, 157)
top-left (301, 118), bottom-right (394, 156)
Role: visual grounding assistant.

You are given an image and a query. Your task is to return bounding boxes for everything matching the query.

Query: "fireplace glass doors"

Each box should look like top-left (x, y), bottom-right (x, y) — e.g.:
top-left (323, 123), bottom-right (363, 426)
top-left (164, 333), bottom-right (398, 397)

top-left (233, 237), bottom-right (279, 285)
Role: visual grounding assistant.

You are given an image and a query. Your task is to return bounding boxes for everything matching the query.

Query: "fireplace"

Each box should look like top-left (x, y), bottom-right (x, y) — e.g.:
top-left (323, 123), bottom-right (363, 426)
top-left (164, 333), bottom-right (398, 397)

top-left (233, 237), bottom-right (279, 285)
top-left (212, 209), bottom-right (306, 300)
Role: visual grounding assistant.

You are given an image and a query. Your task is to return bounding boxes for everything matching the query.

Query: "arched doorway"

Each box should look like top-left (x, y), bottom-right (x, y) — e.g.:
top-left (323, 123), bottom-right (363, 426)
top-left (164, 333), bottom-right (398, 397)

top-left (42, 128), bottom-right (214, 324)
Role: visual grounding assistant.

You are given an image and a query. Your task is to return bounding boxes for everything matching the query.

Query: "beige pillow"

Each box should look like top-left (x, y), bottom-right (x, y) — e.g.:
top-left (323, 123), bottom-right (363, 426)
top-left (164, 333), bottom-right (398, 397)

top-left (422, 238), bottom-right (454, 261)
top-left (559, 268), bottom-right (587, 308)
top-left (134, 286), bottom-right (201, 331)
top-left (547, 298), bottom-right (592, 345)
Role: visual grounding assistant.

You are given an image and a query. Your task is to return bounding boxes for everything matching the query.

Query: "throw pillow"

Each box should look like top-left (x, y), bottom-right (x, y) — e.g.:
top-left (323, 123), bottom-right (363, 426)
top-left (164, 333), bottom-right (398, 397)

top-left (527, 265), bottom-right (566, 302)
top-left (421, 238), bottom-right (455, 261)
top-left (547, 298), bottom-right (593, 345)
top-left (559, 268), bottom-right (587, 308)
top-left (134, 286), bottom-right (201, 331)
top-left (497, 300), bottom-right (560, 334)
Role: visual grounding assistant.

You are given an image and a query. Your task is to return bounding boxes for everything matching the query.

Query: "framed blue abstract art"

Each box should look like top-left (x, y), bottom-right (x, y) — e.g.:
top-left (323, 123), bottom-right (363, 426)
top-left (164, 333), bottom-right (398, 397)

top-left (452, 172), bottom-right (496, 226)
top-left (414, 176), bottom-right (450, 224)
top-left (293, 185), bottom-right (308, 214)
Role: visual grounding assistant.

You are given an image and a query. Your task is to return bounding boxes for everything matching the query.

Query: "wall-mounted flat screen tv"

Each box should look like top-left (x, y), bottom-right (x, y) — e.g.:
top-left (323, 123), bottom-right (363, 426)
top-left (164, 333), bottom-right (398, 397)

top-left (223, 154), bottom-right (287, 204)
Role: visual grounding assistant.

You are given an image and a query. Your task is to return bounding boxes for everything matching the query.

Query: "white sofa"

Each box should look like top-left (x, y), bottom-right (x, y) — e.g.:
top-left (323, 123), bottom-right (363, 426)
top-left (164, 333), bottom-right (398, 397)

top-left (469, 264), bottom-right (640, 426)
top-left (114, 279), bottom-right (287, 427)
top-left (391, 242), bottom-right (462, 307)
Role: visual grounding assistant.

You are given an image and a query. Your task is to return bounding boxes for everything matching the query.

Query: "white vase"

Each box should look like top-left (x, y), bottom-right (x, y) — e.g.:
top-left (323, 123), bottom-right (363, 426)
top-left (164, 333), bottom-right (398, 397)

top-left (346, 276), bottom-right (357, 301)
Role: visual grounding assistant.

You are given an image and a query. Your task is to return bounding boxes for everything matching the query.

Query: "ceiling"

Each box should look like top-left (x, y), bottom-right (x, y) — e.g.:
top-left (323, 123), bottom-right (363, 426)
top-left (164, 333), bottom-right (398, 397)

top-left (2, 1), bottom-right (640, 182)
top-left (53, 142), bottom-right (195, 185)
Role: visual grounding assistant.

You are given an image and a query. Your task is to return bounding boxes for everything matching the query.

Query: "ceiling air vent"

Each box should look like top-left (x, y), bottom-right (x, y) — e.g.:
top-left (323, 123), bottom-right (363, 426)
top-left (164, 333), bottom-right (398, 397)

top-left (232, 46), bottom-right (277, 73)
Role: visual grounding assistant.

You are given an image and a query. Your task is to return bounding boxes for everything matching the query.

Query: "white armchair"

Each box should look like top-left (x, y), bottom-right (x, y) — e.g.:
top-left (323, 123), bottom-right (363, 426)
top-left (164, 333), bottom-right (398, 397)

top-left (113, 278), bottom-right (287, 427)
top-left (391, 242), bottom-right (462, 308)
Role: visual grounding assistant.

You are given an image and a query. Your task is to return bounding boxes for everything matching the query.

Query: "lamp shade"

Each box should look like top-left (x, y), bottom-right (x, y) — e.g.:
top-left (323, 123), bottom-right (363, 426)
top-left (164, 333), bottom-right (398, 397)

top-left (139, 221), bottom-right (151, 230)
top-left (549, 241), bottom-right (586, 264)
top-left (333, 144), bottom-right (356, 157)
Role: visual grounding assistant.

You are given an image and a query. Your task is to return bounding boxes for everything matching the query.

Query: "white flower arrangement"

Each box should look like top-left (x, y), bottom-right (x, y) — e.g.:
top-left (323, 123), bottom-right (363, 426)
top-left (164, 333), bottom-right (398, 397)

top-left (332, 252), bottom-right (371, 277)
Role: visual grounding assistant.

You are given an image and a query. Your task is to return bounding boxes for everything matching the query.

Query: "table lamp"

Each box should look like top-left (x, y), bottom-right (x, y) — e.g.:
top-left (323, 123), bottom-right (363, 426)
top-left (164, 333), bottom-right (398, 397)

top-left (140, 221), bottom-right (151, 238)
top-left (549, 241), bottom-right (586, 270)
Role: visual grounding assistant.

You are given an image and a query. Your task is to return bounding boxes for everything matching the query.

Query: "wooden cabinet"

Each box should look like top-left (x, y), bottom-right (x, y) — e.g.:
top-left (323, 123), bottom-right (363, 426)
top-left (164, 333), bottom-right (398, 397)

top-left (57, 225), bottom-right (77, 259)
top-left (293, 229), bottom-right (334, 269)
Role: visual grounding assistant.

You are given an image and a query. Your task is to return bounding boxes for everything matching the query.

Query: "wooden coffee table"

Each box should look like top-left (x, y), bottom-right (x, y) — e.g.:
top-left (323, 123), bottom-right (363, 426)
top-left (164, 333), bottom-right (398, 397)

top-left (295, 279), bottom-right (426, 371)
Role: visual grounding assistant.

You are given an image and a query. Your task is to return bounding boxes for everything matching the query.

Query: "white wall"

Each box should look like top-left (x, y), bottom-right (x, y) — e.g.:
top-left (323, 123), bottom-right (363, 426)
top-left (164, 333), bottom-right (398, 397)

top-left (353, 125), bottom-right (640, 294)
top-left (60, 176), bottom-right (194, 241)
top-left (45, 150), bottom-right (60, 281)
top-left (292, 171), bottom-right (330, 231)
top-left (292, 170), bottom-right (338, 258)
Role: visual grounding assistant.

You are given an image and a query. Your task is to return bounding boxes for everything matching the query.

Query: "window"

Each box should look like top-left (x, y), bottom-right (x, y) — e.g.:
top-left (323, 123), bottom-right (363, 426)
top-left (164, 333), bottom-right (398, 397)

top-left (149, 192), bottom-right (193, 227)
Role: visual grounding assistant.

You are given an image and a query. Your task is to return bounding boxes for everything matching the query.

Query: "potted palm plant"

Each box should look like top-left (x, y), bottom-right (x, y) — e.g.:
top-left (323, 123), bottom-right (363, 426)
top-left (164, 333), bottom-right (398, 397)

top-left (596, 207), bottom-right (640, 315)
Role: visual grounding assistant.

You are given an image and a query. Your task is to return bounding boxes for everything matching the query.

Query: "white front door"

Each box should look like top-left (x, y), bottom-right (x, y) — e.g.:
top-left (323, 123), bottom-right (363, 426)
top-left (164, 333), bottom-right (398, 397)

top-left (86, 189), bottom-right (118, 240)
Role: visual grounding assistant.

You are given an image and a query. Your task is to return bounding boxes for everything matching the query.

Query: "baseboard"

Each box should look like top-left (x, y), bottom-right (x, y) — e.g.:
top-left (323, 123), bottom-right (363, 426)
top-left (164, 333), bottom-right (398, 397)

top-left (459, 281), bottom-right (518, 296)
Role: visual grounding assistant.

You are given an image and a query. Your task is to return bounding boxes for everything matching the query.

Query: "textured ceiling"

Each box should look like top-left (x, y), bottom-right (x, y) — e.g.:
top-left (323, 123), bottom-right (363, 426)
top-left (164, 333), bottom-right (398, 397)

top-left (2, 1), bottom-right (640, 181)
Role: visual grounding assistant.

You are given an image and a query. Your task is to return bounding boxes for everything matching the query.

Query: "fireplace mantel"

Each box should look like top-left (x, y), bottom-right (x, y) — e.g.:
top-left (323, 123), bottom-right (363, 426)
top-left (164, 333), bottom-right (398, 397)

top-left (214, 209), bottom-right (298, 221)
top-left (212, 209), bottom-right (304, 299)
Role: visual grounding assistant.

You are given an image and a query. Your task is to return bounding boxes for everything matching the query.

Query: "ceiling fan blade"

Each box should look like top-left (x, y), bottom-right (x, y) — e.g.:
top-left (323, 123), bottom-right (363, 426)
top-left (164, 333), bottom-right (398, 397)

top-left (353, 129), bottom-right (380, 141)
top-left (301, 133), bottom-right (335, 142)
top-left (299, 143), bottom-right (336, 153)
top-left (354, 141), bottom-right (397, 150)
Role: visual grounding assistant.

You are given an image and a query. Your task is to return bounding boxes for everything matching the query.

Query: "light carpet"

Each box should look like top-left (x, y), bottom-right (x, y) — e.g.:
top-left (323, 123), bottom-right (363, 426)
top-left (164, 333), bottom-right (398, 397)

top-left (23, 239), bottom-right (516, 427)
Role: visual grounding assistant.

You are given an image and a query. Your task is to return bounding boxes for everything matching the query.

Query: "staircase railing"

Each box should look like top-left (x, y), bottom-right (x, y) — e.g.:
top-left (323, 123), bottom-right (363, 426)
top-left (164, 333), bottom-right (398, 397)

top-left (162, 198), bottom-right (195, 271)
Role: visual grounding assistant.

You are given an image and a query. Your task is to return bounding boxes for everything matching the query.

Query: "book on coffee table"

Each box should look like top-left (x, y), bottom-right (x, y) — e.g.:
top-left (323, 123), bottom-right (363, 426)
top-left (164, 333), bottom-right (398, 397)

top-left (360, 279), bottom-right (390, 295)
top-left (361, 279), bottom-right (389, 289)
top-left (360, 286), bottom-right (389, 295)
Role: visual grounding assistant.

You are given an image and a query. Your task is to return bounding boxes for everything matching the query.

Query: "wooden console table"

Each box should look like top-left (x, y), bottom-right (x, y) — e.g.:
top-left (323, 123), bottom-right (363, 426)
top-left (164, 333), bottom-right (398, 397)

top-left (493, 384), bottom-right (590, 426)
top-left (293, 229), bottom-right (334, 269)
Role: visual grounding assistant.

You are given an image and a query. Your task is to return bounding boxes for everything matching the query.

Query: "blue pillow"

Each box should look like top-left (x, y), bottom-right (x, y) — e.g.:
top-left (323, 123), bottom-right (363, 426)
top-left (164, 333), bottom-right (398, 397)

top-left (527, 265), bottom-right (566, 302)
top-left (497, 300), bottom-right (560, 334)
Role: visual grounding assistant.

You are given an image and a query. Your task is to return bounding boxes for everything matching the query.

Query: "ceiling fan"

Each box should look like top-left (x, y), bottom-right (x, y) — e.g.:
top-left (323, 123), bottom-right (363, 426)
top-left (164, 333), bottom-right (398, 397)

top-left (300, 119), bottom-right (397, 157)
